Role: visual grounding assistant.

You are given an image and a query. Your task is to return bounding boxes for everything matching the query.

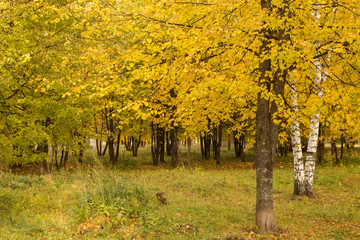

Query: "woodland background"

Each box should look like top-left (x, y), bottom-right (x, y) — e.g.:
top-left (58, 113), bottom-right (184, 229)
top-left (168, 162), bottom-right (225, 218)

top-left (0, 0), bottom-right (360, 239)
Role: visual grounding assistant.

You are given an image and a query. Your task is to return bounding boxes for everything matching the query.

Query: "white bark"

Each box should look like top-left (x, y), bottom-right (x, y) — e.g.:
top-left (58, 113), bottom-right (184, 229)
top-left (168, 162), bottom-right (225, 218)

top-left (304, 54), bottom-right (322, 197)
top-left (289, 80), bottom-right (305, 195)
top-left (291, 4), bottom-right (333, 197)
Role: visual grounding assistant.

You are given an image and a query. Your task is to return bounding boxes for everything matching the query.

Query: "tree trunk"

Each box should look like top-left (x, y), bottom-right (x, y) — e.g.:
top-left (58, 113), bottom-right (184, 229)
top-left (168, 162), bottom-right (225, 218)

top-left (214, 123), bottom-right (222, 165)
top-left (304, 47), bottom-right (325, 198)
top-left (234, 133), bottom-right (240, 158)
top-left (205, 132), bottom-right (211, 160)
top-left (304, 0), bottom-right (330, 199)
top-left (255, 31), bottom-right (277, 233)
top-left (340, 134), bottom-right (345, 160)
top-left (170, 127), bottom-right (178, 168)
top-left (255, 0), bottom-right (288, 229)
top-left (132, 134), bottom-right (141, 157)
top-left (187, 137), bottom-right (191, 168)
top-left (60, 147), bottom-right (69, 168)
top-left (289, 79), bottom-right (306, 196)
top-left (158, 126), bottom-right (165, 163)
top-left (317, 123), bottom-right (325, 163)
top-left (36, 141), bottom-right (49, 173)
top-left (234, 132), bottom-right (245, 160)
top-left (124, 136), bottom-right (132, 151)
top-left (332, 138), bottom-right (339, 164)
top-left (115, 132), bottom-right (121, 161)
top-left (108, 118), bottom-right (116, 165)
top-left (151, 123), bottom-right (159, 166)
top-left (200, 135), bottom-right (205, 159)
top-left (166, 131), bottom-right (172, 156)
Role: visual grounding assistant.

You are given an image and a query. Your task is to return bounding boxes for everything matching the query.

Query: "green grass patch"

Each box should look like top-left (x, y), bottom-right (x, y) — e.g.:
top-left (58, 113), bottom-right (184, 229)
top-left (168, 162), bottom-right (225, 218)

top-left (0, 147), bottom-right (359, 239)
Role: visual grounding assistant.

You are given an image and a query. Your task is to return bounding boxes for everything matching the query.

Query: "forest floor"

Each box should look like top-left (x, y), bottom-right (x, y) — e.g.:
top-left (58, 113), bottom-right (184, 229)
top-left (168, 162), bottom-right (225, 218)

top-left (0, 145), bottom-right (359, 239)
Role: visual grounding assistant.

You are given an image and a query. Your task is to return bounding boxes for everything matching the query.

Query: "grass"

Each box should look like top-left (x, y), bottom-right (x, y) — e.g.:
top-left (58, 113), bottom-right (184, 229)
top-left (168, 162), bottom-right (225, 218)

top-left (0, 145), bottom-right (359, 239)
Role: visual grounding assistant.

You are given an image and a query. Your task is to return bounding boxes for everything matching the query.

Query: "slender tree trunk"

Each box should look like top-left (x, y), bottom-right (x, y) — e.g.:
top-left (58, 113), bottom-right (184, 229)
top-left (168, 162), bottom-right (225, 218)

top-left (241, 134), bottom-right (246, 162)
top-left (53, 145), bottom-right (59, 169)
top-left (332, 138), bottom-right (339, 164)
top-left (305, 114), bottom-right (320, 198)
top-left (132, 135), bottom-right (141, 157)
top-left (290, 79), bottom-right (306, 196)
top-left (317, 123), bottom-right (325, 163)
top-left (108, 117), bottom-right (116, 165)
top-left (36, 141), bottom-right (49, 173)
top-left (124, 136), bottom-right (132, 151)
top-left (59, 147), bottom-right (69, 168)
top-left (170, 127), bottom-right (178, 168)
top-left (158, 126), bottom-right (165, 163)
top-left (166, 131), bottom-right (171, 156)
top-left (205, 132), bottom-right (211, 160)
top-left (115, 132), bottom-right (121, 161)
top-left (151, 123), bottom-right (159, 166)
top-left (234, 133), bottom-right (240, 158)
top-left (214, 124), bottom-right (222, 165)
top-left (340, 134), bottom-right (345, 160)
top-left (304, 47), bottom-right (325, 198)
top-left (187, 137), bottom-right (191, 167)
top-left (304, 0), bottom-right (332, 199)
top-left (102, 141), bottom-right (108, 156)
top-left (200, 135), bottom-right (205, 159)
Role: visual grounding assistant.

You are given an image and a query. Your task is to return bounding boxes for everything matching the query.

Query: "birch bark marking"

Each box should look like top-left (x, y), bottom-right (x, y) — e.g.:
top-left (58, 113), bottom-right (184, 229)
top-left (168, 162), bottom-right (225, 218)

top-left (304, 5), bottom-right (329, 198)
top-left (289, 79), bottom-right (305, 196)
top-left (305, 55), bottom-right (327, 198)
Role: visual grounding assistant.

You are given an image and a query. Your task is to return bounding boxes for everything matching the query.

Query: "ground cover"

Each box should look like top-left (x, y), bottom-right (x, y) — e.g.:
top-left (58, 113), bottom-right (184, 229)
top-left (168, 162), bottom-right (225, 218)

top-left (0, 146), bottom-right (359, 239)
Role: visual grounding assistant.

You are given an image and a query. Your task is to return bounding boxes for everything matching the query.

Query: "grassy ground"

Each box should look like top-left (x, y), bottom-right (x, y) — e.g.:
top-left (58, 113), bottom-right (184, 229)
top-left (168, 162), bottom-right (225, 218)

top-left (0, 145), bottom-right (359, 239)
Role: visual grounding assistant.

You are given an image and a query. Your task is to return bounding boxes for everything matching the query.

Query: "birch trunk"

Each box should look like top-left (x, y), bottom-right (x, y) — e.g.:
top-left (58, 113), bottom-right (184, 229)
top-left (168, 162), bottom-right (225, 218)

top-left (303, 4), bottom-right (332, 198)
top-left (305, 46), bottom-right (326, 198)
top-left (289, 80), bottom-right (306, 196)
top-left (304, 112), bottom-right (320, 198)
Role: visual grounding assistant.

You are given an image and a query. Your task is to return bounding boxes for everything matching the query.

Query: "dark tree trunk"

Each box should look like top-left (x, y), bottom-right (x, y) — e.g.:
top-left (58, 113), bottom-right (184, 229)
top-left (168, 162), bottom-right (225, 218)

top-left (53, 145), bottom-right (59, 169)
top-left (205, 132), bottom-right (211, 160)
top-left (102, 141), bottom-right (108, 156)
top-left (124, 137), bottom-right (132, 151)
top-left (166, 131), bottom-right (172, 156)
top-left (108, 136), bottom-right (115, 164)
top-left (74, 131), bottom-right (85, 163)
top-left (59, 147), bottom-right (69, 168)
top-left (317, 123), bottom-right (325, 163)
top-left (234, 132), bottom-right (245, 161)
top-left (36, 141), bottom-right (49, 173)
top-left (340, 134), bottom-right (345, 160)
top-left (234, 134), bottom-right (239, 158)
top-left (115, 132), bottom-right (121, 161)
top-left (158, 126), bottom-right (165, 163)
top-left (96, 139), bottom-right (103, 156)
top-left (151, 123), bottom-right (159, 166)
top-left (255, 0), bottom-right (287, 229)
top-left (213, 123), bottom-right (222, 165)
top-left (240, 134), bottom-right (245, 162)
top-left (200, 135), bottom-right (205, 159)
top-left (187, 137), bottom-right (192, 168)
top-left (132, 134), bottom-right (141, 157)
top-left (332, 138), bottom-right (339, 164)
top-left (170, 127), bottom-right (178, 168)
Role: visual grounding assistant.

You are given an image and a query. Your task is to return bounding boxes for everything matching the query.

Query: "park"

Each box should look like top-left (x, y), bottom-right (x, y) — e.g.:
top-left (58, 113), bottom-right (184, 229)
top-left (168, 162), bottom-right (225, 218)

top-left (1, 0), bottom-right (359, 239)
